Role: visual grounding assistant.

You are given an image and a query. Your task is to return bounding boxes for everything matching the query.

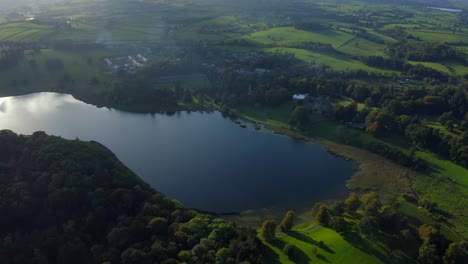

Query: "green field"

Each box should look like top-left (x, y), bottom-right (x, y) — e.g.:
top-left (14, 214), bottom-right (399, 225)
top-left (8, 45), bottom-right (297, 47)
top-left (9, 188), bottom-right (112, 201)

top-left (0, 48), bottom-right (112, 95)
top-left (241, 27), bottom-right (354, 47)
top-left (264, 47), bottom-right (392, 73)
top-left (0, 23), bottom-right (53, 42)
top-left (408, 61), bottom-right (468, 76)
top-left (261, 221), bottom-right (416, 264)
top-left (337, 37), bottom-right (387, 57)
top-left (407, 30), bottom-right (468, 44)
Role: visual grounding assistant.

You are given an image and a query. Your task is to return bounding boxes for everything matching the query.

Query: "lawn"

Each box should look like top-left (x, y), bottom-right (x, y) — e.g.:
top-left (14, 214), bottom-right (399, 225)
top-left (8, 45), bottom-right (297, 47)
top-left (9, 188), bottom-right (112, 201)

top-left (337, 37), bottom-right (387, 57)
top-left (0, 23), bottom-right (53, 42)
top-left (335, 97), bottom-right (366, 111)
top-left (237, 102), bottom-right (294, 128)
top-left (408, 61), bottom-right (468, 76)
top-left (406, 30), bottom-right (468, 44)
top-left (263, 47), bottom-right (392, 73)
top-left (261, 221), bottom-right (416, 264)
top-left (241, 27), bottom-right (354, 48)
top-left (0, 48), bottom-right (112, 95)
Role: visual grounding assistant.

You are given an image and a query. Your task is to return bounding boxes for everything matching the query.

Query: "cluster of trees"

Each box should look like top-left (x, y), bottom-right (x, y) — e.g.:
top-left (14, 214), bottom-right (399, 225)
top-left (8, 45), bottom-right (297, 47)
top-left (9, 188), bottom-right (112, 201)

top-left (0, 49), bottom-right (24, 70)
top-left (203, 42), bottom-right (468, 168)
top-left (331, 82), bottom-right (468, 168)
top-left (317, 193), bottom-right (468, 263)
top-left (387, 41), bottom-right (463, 63)
top-left (294, 21), bottom-right (325, 31)
top-left (287, 41), bottom-right (337, 53)
top-left (260, 192), bottom-right (468, 263)
top-left (418, 224), bottom-right (468, 264)
top-left (0, 130), bottom-right (263, 264)
top-left (45, 58), bottom-right (65, 72)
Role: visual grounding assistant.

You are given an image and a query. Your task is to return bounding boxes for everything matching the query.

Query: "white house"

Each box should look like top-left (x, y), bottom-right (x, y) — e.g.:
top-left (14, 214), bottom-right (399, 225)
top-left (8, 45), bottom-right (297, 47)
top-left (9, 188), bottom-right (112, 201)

top-left (292, 94), bottom-right (309, 100)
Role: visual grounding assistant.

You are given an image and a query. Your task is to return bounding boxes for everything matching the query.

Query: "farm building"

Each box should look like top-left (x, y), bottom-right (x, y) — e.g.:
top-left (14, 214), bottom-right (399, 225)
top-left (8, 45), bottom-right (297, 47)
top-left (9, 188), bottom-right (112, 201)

top-left (292, 94), bottom-right (309, 100)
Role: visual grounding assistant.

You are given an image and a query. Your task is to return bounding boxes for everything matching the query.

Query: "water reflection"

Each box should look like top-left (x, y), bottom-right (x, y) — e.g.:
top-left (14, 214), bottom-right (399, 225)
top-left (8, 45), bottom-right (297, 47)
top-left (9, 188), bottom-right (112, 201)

top-left (0, 92), bottom-right (355, 212)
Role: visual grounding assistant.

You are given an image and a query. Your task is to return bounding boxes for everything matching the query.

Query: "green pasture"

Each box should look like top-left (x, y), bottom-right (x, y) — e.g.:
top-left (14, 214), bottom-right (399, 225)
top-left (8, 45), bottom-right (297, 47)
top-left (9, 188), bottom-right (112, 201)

top-left (337, 37), bottom-right (387, 57)
top-left (261, 221), bottom-right (415, 264)
top-left (408, 61), bottom-right (468, 76)
top-left (407, 30), bottom-right (468, 44)
top-left (0, 23), bottom-right (53, 42)
top-left (241, 27), bottom-right (353, 47)
top-left (264, 47), bottom-right (392, 73)
top-left (0, 48), bottom-right (111, 93)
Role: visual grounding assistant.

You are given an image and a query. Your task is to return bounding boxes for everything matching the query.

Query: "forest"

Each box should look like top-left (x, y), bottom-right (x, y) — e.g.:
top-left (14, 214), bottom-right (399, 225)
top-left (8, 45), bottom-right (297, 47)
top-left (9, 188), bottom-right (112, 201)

top-left (0, 130), bottom-right (263, 264)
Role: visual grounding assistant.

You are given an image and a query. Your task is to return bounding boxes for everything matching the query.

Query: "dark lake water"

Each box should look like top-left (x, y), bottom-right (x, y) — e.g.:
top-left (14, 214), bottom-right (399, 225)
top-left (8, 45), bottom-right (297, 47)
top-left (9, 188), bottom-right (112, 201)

top-left (0, 92), bottom-right (355, 212)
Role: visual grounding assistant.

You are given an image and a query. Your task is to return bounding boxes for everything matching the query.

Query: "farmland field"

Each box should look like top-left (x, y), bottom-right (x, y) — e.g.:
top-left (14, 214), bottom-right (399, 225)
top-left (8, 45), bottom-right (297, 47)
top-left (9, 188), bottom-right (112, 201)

top-left (264, 47), bottom-right (393, 73)
top-left (0, 23), bottom-right (53, 42)
top-left (241, 27), bottom-right (354, 47)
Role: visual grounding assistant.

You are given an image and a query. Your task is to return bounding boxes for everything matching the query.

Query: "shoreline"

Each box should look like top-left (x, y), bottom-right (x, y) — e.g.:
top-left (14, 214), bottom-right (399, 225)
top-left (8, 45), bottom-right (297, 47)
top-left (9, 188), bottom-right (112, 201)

top-left (0, 90), bottom-right (417, 225)
top-left (235, 113), bottom-right (417, 199)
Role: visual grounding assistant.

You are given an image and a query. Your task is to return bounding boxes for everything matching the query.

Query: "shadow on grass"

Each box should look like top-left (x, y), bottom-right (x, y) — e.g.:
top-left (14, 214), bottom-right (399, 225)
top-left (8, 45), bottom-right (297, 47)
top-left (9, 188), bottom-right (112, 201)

top-left (267, 238), bottom-right (287, 251)
top-left (261, 243), bottom-right (282, 264)
top-left (287, 231), bottom-right (335, 254)
top-left (289, 247), bottom-right (311, 264)
top-left (342, 229), bottom-right (414, 263)
top-left (264, 239), bottom-right (310, 264)
top-left (317, 253), bottom-right (330, 263)
top-left (342, 230), bottom-right (387, 261)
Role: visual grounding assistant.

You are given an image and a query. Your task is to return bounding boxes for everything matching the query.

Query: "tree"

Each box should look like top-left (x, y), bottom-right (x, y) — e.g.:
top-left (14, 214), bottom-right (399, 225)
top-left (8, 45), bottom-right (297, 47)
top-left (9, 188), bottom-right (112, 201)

top-left (147, 217), bottom-right (168, 235)
top-left (419, 224), bottom-right (440, 244)
top-left (359, 215), bottom-right (379, 234)
top-left (329, 216), bottom-right (346, 232)
top-left (366, 121), bottom-right (381, 136)
top-left (280, 211), bottom-right (295, 232)
top-left (443, 243), bottom-right (460, 264)
top-left (282, 244), bottom-right (296, 258)
top-left (345, 193), bottom-right (361, 214)
top-left (315, 205), bottom-right (331, 226)
top-left (311, 247), bottom-right (318, 255)
top-left (290, 106), bottom-right (310, 130)
top-left (418, 242), bottom-right (440, 264)
top-left (333, 104), bottom-right (346, 121)
top-left (331, 201), bottom-right (345, 216)
top-left (461, 131), bottom-right (468, 145)
top-left (361, 192), bottom-right (382, 216)
top-left (121, 248), bottom-right (148, 264)
top-left (418, 198), bottom-right (436, 211)
top-left (29, 59), bottom-right (37, 69)
top-left (260, 220), bottom-right (276, 241)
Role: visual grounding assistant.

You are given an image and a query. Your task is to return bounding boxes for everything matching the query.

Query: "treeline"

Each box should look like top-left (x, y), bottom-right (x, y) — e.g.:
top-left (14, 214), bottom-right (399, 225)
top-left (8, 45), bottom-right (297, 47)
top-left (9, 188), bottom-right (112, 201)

top-left (0, 130), bottom-right (264, 264)
top-left (294, 21), bottom-right (325, 31)
top-left (361, 56), bottom-right (455, 82)
top-left (387, 41), bottom-right (464, 63)
top-left (333, 83), bottom-right (468, 168)
top-left (0, 49), bottom-right (24, 70)
top-left (108, 63), bottom-right (199, 112)
top-left (287, 41), bottom-right (336, 53)
top-left (206, 48), bottom-right (468, 168)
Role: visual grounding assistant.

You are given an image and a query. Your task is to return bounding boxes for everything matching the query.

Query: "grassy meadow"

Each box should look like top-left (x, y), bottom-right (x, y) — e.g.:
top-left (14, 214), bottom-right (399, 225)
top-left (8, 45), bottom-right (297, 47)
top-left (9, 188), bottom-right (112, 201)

top-left (261, 221), bottom-right (416, 264)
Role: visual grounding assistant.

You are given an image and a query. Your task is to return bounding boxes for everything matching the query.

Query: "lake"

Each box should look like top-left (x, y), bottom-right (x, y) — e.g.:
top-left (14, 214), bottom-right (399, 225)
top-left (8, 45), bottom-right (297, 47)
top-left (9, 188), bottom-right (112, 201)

top-left (427, 7), bottom-right (463, 12)
top-left (0, 92), bottom-right (355, 212)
